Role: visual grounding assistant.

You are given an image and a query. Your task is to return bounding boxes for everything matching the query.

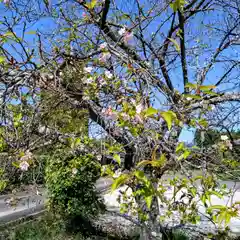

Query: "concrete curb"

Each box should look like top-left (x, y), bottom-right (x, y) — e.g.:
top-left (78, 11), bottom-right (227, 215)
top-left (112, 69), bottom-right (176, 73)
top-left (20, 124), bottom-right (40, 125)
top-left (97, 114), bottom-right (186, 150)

top-left (0, 209), bottom-right (46, 230)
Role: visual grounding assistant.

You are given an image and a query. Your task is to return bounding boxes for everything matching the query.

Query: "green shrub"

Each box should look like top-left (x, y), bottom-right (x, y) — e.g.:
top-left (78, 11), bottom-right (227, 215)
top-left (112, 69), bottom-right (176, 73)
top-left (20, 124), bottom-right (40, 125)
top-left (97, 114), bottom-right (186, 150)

top-left (45, 149), bottom-right (105, 220)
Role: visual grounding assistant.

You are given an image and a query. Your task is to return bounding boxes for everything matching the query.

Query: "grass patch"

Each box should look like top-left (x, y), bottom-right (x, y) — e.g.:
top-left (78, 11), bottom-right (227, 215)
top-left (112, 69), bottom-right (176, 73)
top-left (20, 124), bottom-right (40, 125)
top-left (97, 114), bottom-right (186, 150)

top-left (0, 214), bottom-right (106, 240)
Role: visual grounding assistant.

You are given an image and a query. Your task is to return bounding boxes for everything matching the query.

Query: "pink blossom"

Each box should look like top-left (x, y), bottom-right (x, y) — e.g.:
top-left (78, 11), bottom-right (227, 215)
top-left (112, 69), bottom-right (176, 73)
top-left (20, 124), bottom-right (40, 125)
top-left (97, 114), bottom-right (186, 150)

top-left (19, 161), bottom-right (29, 171)
top-left (99, 42), bottom-right (108, 49)
top-left (82, 12), bottom-right (87, 18)
top-left (136, 104), bottom-right (143, 114)
top-left (121, 113), bottom-right (130, 121)
top-left (99, 52), bottom-right (111, 62)
top-left (123, 32), bottom-right (134, 44)
top-left (20, 150), bottom-right (33, 162)
top-left (102, 107), bottom-right (118, 120)
top-left (134, 114), bottom-right (143, 124)
top-left (225, 140), bottom-right (233, 150)
top-left (3, 0), bottom-right (10, 4)
top-left (97, 77), bottom-right (106, 86)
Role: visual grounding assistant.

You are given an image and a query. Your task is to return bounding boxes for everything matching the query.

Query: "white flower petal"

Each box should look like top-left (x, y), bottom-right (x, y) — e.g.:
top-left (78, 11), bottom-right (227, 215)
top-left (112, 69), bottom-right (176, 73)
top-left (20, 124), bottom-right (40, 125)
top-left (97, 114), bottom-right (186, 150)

top-left (72, 168), bottom-right (78, 175)
top-left (84, 66), bottom-right (93, 73)
top-left (19, 161), bottom-right (29, 171)
top-left (105, 70), bottom-right (113, 79)
top-left (221, 135), bottom-right (228, 141)
top-left (118, 28), bottom-right (126, 36)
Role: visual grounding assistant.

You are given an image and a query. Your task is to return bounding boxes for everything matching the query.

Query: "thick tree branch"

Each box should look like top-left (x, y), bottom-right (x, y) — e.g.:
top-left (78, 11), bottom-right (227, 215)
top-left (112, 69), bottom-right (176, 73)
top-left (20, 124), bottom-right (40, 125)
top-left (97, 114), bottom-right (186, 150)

top-left (177, 10), bottom-right (189, 92)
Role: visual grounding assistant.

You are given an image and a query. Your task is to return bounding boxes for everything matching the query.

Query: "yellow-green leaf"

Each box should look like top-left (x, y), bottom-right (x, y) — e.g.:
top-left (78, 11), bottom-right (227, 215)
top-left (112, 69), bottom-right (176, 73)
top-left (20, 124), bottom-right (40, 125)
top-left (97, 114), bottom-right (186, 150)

top-left (145, 107), bottom-right (158, 117)
top-left (158, 154), bottom-right (166, 166)
top-left (4, 32), bottom-right (15, 37)
top-left (176, 142), bottom-right (185, 153)
top-left (113, 154), bottom-right (121, 165)
top-left (137, 160), bottom-right (152, 167)
top-left (170, 0), bottom-right (186, 12)
top-left (199, 85), bottom-right (216, 91)
top-left (134, 170), bottom-right (145, 179)
top-left (86, 0), bottom-right (97, 9)
top-left (208, 205), bottom-right (226, 210)
top-left (168, 38), bottom-right (180, 53)
top-left (203, 90), bottom-right (218, 96)
top-left (145, 195), bottom-right (152, 209)
top-left (185, 83), bottom-right (197, 89)
top-left (161, 110), bottom-right (177, 130)
top-left (0, 56), bottom-right (5, 63)
top-left (183, 94), bottom-right (202, 100)
top-left (111, 174), bottom-right (129, 191)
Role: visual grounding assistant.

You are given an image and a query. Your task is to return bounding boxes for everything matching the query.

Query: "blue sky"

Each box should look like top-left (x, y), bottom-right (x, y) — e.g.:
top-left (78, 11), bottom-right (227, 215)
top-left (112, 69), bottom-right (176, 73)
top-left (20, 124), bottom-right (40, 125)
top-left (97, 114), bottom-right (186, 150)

top-left (0, 0), bottom-right (238, 142)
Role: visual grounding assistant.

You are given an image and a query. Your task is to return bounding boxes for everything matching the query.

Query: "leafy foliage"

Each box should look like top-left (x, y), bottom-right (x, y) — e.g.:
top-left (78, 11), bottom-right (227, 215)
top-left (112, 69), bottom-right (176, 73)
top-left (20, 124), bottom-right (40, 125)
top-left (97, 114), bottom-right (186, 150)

top-left (45, 149), bottom-right (105, 219)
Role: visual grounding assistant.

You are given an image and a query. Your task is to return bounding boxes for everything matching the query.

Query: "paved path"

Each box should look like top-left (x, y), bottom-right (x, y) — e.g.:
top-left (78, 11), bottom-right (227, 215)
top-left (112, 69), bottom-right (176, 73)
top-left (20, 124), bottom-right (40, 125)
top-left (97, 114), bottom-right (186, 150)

top-left (0, 178), bottom-right (112, 225)
top-left (0, 178), bottom-right (240, 235)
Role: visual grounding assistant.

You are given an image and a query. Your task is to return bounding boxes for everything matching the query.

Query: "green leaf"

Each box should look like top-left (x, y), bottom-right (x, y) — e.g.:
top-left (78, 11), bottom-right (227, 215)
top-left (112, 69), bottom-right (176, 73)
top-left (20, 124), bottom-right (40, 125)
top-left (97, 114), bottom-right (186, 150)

top-left (158, 154), bottom-right (166, 166)
top-left (199, 85), bottom-right (216, 91)
top-left (183, 94), bottom-right (201, 100)
top-left (86, 0), bottom-right (97, 9)
top-left (203, 90), bottom-right (218, 96)
top-left (176, 142), bottom-right (185, 153)
top-left (0, 56), bottom-right (5, 63)
top-left (208, 205), bottom-right (226, 211)
top-left (4, 32), bottom-right (15, 37)
top-left (168, 38), bottom-right (180, 53)
top-left (113, 154), bottom-right (121, 165)
top-left (137, 160), bottom-right (152, 167)
top-left (111, 174), bottom-right (129, 191)
top-left (145, 195), bottom-right (152, 209)
top-left (144, 107), bottom-right (158, 117)
top-left (161, 110), bottom-right (177, 130)
top-left (12, 162), bottom-right (20, 168)
top-left (185, 83), bottom-right (197, 89)
top-left (183, 150), bottom-right (190, 159)
top-left (170, 0), bottom-right (186, 12)
top-left (225, 213), bottom-right (231, 225)
top-left (134, 170), bottom-right (145, 180)
top-left (178, 150), bottom-right (190, 160)
top-left (198, 119), bottom-right (208, 128)
top-left (217, 212), bottom-right (226, 225)
top-left (209, 191), bottom-right (223, 199)
top-left (137, 154), bottom-right (166, 168)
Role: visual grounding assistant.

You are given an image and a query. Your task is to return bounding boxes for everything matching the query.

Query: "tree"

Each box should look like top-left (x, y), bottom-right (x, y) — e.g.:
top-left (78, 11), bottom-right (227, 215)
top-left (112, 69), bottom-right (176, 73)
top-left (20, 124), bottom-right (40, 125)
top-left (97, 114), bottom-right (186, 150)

top-left (0, 0), bottom-right (240, 238)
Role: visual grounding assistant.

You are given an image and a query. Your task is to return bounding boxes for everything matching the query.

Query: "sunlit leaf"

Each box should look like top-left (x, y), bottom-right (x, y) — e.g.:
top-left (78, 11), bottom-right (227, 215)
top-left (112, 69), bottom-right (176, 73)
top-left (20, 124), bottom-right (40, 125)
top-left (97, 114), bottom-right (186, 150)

top-left (161, 110), bottom-right (176, 130)
top-left (185, 83), bottom-right (197, 89)
top-left (113, 154), bottom-right (121, 165)
top-left (144, 107), bottom-right (158, 117)
top-left (111, 174), bottom-right (129, 191)
top-left (170, 0), bottom-right (186, 12)
top-left (208, 205), bottom-right (226, 210)
top-left (86, 0), bottom-right (97, 9)
top-left (203, 90), bottom-right (218, 96)
top-left (137, 160), bottom-right (152, 167)
top-left (183, 94), bottom-right (201, 100)
top-left (176, 142), bottom-right (185, 153)
top-left (168, 38), bottom-right (180, 53)
top-left (0, 56), bottom-right (5, 63)
top-left (199, 85), bottom-right (216, 91)
top-left (145, 195), bottom-right (152, 209)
